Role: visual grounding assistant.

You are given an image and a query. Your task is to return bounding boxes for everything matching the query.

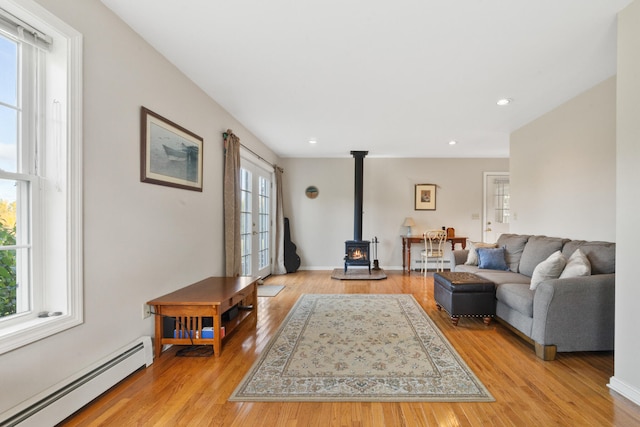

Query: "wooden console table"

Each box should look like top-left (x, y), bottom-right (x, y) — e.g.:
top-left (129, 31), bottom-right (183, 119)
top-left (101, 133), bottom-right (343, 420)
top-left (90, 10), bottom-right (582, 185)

top-left (401, 235), bottom-right (468, 273)
top-left (147, 276), bottom-right (258, 358)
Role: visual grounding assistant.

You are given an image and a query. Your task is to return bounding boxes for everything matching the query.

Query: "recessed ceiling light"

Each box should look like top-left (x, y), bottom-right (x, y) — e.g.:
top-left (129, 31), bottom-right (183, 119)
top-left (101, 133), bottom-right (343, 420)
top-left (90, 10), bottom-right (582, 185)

top-left (449, 140), bottom-right (457, 145)
top-left (497, 98), bottom-right (512, 106)
top-left (308, 139), bottom-right (317, 144)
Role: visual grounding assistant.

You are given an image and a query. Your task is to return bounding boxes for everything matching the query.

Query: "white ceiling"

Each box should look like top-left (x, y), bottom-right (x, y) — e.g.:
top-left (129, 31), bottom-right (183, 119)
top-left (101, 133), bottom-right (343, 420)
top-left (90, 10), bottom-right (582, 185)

top-left (101, 0), bottom-right (631, 158)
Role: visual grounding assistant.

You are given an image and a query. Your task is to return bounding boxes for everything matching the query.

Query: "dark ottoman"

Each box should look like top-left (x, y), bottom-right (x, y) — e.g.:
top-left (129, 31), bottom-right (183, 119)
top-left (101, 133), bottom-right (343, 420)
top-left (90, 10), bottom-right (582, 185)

top-left (433, 272), bottom-right (496, 326)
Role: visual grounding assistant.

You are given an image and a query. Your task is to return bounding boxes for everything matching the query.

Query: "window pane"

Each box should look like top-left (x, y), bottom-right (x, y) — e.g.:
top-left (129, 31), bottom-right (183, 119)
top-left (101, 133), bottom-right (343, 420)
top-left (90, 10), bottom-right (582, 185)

top-left (0, 36), bottom-right (18, 106)
top-left (0, 106), bottom-right (18, 173)
top-left (0, 35), bottom-right (18, 174)
top-left (0, 181), bottom-right (16, 229)
top-left (0, 248), bottom-right (18, 318)
top-left (0, 179), bottom-right (19, 319)
top-left (492, 178), bottom-right (510, 224)
top-left (257, 176), bottom-right (270, 270)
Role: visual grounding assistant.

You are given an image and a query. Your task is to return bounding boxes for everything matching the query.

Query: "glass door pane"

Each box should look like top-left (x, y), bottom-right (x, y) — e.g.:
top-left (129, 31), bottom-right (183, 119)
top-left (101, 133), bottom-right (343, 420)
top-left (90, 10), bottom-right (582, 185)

top-left (240, 160), bottom-right (272, 277)
top-left (483, 172), bottom-right (510, 243)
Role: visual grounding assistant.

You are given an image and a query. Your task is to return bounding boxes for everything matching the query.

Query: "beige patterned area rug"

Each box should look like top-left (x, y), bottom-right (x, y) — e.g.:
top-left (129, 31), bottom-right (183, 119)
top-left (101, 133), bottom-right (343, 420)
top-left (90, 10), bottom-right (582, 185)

top-left (229, 294), bottom-right (494, 402)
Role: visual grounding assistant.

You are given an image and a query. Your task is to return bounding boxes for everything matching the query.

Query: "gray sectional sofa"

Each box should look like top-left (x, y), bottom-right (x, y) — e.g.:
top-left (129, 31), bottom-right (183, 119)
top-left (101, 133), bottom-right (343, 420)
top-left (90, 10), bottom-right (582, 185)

top-left (449, 233), bottom-right (615, 360)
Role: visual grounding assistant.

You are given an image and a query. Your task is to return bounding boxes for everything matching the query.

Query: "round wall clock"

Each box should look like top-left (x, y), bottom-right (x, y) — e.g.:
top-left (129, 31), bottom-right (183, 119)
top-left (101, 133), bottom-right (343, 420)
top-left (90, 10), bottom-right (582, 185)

top-left (305, 186), bottom-right (319, 199)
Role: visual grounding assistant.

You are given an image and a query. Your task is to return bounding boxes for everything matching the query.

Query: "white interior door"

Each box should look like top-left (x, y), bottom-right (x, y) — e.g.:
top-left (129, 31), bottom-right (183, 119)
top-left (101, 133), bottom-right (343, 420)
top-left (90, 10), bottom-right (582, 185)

top-left (240, 159), bottom-right (272, 278)
top-left (483, 172), bottom-right (510, 243)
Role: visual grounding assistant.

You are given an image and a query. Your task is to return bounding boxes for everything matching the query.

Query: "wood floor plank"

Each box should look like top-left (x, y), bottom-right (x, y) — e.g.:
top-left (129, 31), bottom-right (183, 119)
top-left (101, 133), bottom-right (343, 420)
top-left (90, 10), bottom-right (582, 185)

top-left (58, 271), bottom-right (640, 427)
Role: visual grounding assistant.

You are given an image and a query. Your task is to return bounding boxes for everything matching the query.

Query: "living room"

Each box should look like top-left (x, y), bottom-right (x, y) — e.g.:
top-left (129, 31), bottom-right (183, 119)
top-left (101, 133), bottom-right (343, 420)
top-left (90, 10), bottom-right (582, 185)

top-left (0, 0), bottom-right (638, 425)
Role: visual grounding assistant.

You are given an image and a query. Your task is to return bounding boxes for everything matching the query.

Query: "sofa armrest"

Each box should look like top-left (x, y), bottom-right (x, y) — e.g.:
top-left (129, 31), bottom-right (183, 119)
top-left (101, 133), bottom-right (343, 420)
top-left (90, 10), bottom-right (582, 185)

top-left (531, 273), bottom-right (615, 352)
top-left (448, 250), bottom-right (469, 272)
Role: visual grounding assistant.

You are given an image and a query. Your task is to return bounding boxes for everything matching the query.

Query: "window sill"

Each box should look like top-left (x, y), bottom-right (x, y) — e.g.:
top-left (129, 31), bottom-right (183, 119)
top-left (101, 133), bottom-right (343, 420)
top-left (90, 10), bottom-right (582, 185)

top-left (0, 313), bottom-right (82, 355)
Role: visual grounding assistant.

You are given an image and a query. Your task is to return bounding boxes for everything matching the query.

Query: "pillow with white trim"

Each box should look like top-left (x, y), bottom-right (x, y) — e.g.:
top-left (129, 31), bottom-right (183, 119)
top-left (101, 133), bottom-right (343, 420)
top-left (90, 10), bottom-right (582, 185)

top-left (464, 241), bottom-right (498, 265)
top-left (530, 250), bottom-right (567, 290)
top-left (559, 248), bottom-right (591, 279)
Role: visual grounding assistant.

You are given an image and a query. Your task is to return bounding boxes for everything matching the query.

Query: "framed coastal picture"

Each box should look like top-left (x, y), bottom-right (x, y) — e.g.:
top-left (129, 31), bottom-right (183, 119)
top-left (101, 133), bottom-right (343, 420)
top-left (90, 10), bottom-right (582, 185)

top-left (140, 106), bottom-right (204, 191)
top-left (415, 184), bottom-right (436, 210)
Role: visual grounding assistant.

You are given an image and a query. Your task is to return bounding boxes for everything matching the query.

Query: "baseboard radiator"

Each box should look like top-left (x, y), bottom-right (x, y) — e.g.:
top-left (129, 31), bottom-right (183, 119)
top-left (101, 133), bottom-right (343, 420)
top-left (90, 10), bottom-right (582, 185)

top-left (0, 336), bottom-right (153, 427)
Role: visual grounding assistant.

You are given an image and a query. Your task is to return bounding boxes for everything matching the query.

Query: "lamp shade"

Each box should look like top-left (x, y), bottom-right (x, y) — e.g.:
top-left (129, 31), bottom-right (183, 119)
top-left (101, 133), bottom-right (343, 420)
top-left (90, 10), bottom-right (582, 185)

top-left (403, 217), bottom-right (416, 227)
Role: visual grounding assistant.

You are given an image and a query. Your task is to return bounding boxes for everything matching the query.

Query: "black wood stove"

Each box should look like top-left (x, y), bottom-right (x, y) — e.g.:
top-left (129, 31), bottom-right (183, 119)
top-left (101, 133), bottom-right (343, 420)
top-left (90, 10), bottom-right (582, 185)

top-left (344, 151), bottom-right (370, 273)
top-left (344, 240), bottom-right (370, 273)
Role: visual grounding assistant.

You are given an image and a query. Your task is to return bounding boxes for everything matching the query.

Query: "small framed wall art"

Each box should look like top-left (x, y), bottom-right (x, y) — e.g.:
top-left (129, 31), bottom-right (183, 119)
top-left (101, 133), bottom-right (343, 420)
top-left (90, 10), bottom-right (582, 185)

top-left (140, 106), bottom-right (204, 191)
top-left (415, 184), bottom-right (436, 210)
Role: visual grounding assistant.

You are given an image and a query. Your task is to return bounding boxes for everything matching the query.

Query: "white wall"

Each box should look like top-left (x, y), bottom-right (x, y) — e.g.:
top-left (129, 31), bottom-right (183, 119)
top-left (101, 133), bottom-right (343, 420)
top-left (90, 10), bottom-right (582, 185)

top-left (281, 157), bottom-right (508, 269)
top-left (509, 77), bottom-right (617, 242)
top-left (610, 0), bottom-right (640, 406)
top-left (0, 0), bottom-right (278, 414)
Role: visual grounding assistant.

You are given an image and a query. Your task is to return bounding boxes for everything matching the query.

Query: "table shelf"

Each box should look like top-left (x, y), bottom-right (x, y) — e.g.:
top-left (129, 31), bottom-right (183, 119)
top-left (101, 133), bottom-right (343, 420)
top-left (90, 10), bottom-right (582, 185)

top-left (223, 306), bottom-right (255, 336)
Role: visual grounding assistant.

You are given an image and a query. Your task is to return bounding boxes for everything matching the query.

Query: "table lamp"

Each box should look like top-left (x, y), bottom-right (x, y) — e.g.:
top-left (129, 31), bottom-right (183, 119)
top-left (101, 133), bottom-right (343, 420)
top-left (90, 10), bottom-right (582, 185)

top-left (403, 217), bottom-right (416, 236)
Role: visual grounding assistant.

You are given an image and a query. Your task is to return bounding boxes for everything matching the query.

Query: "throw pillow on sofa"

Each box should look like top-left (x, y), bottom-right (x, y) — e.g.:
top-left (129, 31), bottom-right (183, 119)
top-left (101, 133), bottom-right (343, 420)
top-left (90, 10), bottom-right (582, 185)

top-left (559, 248), bottom-right (591, 279)
top-left (496, 234), bottom-right (530, 272)
top-left (464, 241), bottom-right (498, 265)
top-left (530, 250), bottom-right (567, 290)
top-left (477, 247), bottom-right (509, 270)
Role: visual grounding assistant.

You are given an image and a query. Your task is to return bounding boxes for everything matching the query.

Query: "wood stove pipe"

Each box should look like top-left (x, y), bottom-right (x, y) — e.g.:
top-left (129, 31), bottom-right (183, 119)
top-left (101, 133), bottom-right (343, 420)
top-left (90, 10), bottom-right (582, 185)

top-left (350, 150), bottom-right (368, 241)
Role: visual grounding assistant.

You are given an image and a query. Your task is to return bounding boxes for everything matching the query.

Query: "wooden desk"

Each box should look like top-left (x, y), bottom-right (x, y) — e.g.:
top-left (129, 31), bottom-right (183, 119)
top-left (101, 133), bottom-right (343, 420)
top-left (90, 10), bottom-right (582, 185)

top-left (147, 276), bottom-right (258, 358)
top-left (401, 235), bottom-right (468, 273)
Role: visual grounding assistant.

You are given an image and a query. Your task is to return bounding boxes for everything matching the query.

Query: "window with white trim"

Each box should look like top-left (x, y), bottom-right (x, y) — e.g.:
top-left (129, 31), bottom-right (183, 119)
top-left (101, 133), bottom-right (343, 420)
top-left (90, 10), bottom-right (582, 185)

top-left (0, 0), bottom-right (82, 354)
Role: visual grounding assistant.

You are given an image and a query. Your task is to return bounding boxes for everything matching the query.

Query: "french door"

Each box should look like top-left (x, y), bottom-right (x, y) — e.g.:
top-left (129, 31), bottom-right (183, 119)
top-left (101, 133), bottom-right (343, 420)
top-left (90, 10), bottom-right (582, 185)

top-left (240, 159), bottom-right (272, 278)
top-left (482, 172), bottom-right (510, 243)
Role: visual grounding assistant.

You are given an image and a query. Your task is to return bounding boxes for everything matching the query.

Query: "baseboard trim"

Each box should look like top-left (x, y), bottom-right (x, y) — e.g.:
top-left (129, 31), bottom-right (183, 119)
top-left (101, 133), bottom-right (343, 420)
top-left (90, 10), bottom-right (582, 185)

top-left (608, 376), bottom-right (640, 407)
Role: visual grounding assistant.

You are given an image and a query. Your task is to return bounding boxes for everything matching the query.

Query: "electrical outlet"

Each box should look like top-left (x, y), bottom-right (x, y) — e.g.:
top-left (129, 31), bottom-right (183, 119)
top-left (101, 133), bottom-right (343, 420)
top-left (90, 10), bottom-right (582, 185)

top-left (142, 304), bottom-right (151, 319)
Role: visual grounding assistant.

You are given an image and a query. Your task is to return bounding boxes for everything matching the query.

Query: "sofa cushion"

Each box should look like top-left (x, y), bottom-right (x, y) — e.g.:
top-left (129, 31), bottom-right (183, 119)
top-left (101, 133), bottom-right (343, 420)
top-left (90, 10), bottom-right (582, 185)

top-left (559, 248), bottom-right (591, 279)
top-left (477, 247), bottom-right (509, 270)
top-left (474, 270), bottom-right (532, 286)
top-left (464, 241), bottom-right (498, 265)
top-left (530, 250), bottom-right (567, 290)
top-left (496, 283), bottom-right (534, 318)
top-left (454, 264), bottom-right (481, 274)
top-left (561, 240), bottom-right (615, 275)
top-left (496, 234), bottom-right (530, 273)
top-left (456, 264), bottom-right (531, 286)
top-left (518, 236), bottom-right (567, 277)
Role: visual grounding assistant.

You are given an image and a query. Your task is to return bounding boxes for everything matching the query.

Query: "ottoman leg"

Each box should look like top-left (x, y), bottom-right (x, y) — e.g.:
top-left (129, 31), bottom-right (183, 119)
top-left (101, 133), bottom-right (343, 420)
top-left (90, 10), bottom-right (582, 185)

top-left (451, 316), bottom-right (459, 326)
top-left (483, 316), bottom-right (492, 325)
top-left (436, 303), bottom-right (442, 311)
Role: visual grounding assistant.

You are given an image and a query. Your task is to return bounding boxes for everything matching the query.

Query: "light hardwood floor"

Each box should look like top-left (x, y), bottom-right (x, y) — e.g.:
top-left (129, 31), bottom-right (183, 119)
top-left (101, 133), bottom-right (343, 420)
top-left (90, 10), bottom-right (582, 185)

top-left (60, 271), bottom-right (640, 426)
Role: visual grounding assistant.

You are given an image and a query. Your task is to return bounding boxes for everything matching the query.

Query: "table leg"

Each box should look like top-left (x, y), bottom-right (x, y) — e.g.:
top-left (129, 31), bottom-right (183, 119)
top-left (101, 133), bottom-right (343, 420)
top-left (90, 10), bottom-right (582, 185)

top-left (213, 313), bottom-right (222, 357)
top-left (153, 306), bottom-right (162, 359)
top-left (448, 238), bottom-right (468, 251)
top-left (402, 239), bottom-right (407, 272)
